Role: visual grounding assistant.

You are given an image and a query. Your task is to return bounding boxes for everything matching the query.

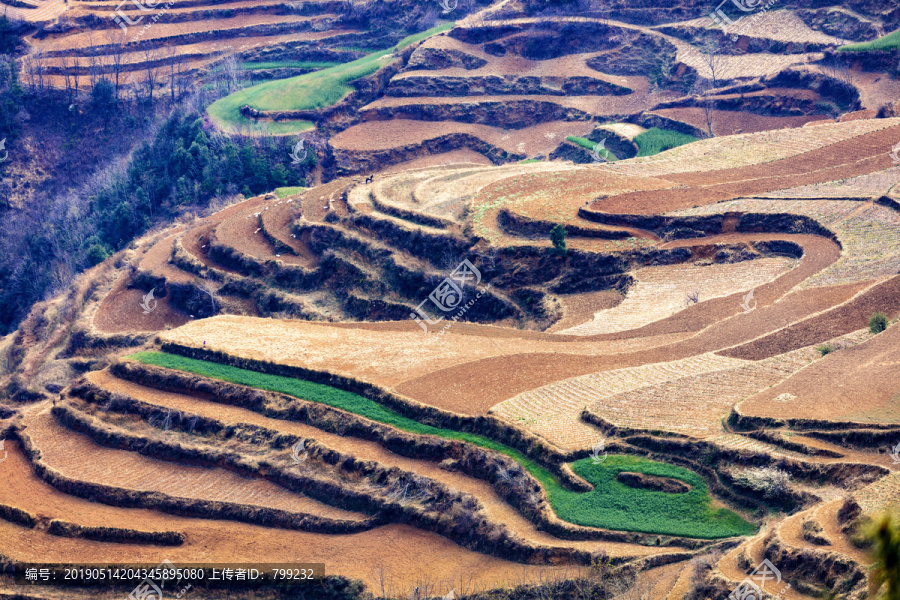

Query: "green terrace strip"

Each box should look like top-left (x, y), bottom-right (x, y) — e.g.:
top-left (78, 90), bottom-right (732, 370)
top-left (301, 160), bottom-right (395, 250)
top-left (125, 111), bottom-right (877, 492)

top-left (274, 186), bottom-right (306, 198)
top-left (129, 351), bottom-right (756, 539)
top-left (565, 136), bottom-right (618, 161)
top-left (207, 22), bottom-right (455, 135)
top-left (239, 61), bottom-right (342, 71)
top-left (839, 28), bottom-right (900, 51)
top-left (633, 128), bottom-right (699, 157)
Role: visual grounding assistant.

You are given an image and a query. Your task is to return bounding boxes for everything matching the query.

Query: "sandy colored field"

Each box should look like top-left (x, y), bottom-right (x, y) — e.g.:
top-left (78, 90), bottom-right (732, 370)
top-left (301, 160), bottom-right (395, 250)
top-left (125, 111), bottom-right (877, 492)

top-left (716, 534), bottom-right (816, 600)
top-left (94, 278), bottom-right (191, 333)
top-left (650, 107), bottom-right (827, 137)
top-left (673, 199), bottom-right (900, 288)
top-left (670, 11), bottom-right (844, 45)
top-left (605, 118), bottom-right (899, 179)
top-left (736, 320), bottom-right (900, 423)
top-left (491, 353), bottom-right (747, 450)
top-left (589, 123), bottom-right (900, 214)
top-left (761, 165), bottom-right (900, 198)
top-left (777, 500), bottom-right (871, 565)
top-left (545, 290), bottom-right (623, 334)
top-left (0, 441), bottom-right (568, 593)
top-left (560, 257), bottom-right (796, 336)
top-left (376, 149), bottom-right (493, 174)
top-left (87, 370), bottom-right (681, 558)
top-left (331, 119), bottom-right (594, 158)
top-left (22, 406), bottom-right (365, 520)
top-left (157, 228), bottom-right (848, 415)
top-left (260, 195), bottom-right (318, 265)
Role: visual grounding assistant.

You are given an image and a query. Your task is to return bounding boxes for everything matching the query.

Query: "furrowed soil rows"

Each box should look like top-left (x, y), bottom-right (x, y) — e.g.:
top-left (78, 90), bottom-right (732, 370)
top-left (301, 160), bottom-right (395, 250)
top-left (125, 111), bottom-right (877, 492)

top-left (0, 441), bottom-right (567, 591)
top-left (86, 370), bottom-right (681, 558)
top-left (491, 353), bottom-right (746, 450)
top-left (736, 323), bottom-right (900, 423)
top-left (559, 258), bottom-right (795, 336)
top-left (22, 407), bottom-right (366, 520)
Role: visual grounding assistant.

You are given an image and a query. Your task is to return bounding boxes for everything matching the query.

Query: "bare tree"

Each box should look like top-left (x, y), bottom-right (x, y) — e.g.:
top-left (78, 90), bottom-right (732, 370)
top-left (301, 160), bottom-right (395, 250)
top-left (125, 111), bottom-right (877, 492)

top-left (87, 33), bottom-right (101, 87)
top-left (141, 47), bottom-right (161, 103)
top-left (71, 55), bottom-right (82, 98)
top-left (692, 77), bottom-right (716, 137)
top-left (166, 45), bottom-right (182, 102)
top-left (33, 52), bottom-right (48, 91)
top-left (219, 54), bottom-right (240, 93)
top-left (698, 39), bottom-right (726, 89)
top-left (60, 56), bottom-right (73, 97)
top-left (107, 29), bottom-right (129, 99)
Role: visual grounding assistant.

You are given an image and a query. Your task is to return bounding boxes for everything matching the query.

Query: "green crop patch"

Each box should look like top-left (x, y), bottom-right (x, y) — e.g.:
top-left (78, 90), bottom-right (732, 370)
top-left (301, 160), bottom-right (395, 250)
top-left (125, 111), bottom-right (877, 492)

top-left (565, 136), bottom-right (618, 161)
top-left (129, 351), bottom-right (755, 538)
top-left (207, 23), bottom-right (455, 134)
top-left (839, 28), bottom-right (900, 52)
top-left (633, 128), bottom-right (699, 157)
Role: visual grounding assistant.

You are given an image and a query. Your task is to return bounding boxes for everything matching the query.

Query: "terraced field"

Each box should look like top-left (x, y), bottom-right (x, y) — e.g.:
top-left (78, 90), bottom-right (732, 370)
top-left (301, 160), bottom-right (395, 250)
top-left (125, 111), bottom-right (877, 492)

top-left (4, 93), bottom-right (900, 599)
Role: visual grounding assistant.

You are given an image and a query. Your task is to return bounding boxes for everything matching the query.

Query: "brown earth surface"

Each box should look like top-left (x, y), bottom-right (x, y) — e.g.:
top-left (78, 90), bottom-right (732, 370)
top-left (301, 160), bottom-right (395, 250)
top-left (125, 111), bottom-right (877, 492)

top-left (650, 108), bottom-right (828, 137)
top-left (589, 123), bottom-right (900, 214)
top-left (735, 316), bottom-right (900, 423)
top-left (86, 369), bottom-right (682, 558)
top-left (0, 440), bottom-right (571, 592)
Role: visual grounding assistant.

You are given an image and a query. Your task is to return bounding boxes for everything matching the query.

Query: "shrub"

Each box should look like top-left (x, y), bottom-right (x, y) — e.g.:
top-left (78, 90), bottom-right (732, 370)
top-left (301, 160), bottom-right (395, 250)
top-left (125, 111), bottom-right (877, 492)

top-left (549, 224), bottom-right (567, 255)
top-left (734, 466), bottom-right (791, 501)
top-left (869, 312), bottom-right (889, 334)
top-left (817, 344), bottom-right (834, 356)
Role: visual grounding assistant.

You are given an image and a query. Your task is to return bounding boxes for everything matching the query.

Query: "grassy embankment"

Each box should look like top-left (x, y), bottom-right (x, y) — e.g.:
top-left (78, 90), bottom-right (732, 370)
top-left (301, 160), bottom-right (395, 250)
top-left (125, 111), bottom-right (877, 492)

top-left (567, 128), bottom-right (699, 160)
top-left (207, 23), bottom-right (455, 135)
top-left (565, 136), bottom-right (618, 161)
top-left (839, 28), bottom-right (900, 51)
top-left (129, 351), bottom-right (756, 539)
top-left (633, 128), bottom-right (699, 157)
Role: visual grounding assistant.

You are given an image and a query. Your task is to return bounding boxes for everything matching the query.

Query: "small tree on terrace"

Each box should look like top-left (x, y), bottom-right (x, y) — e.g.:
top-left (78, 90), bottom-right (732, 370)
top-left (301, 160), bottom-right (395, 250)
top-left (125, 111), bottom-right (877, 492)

top-left (870, 312), bottom-right (889, 334)
top-left (550, 224), bottom-right (567, 255)
top-left (867, 509), bottom-right (900, 600)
